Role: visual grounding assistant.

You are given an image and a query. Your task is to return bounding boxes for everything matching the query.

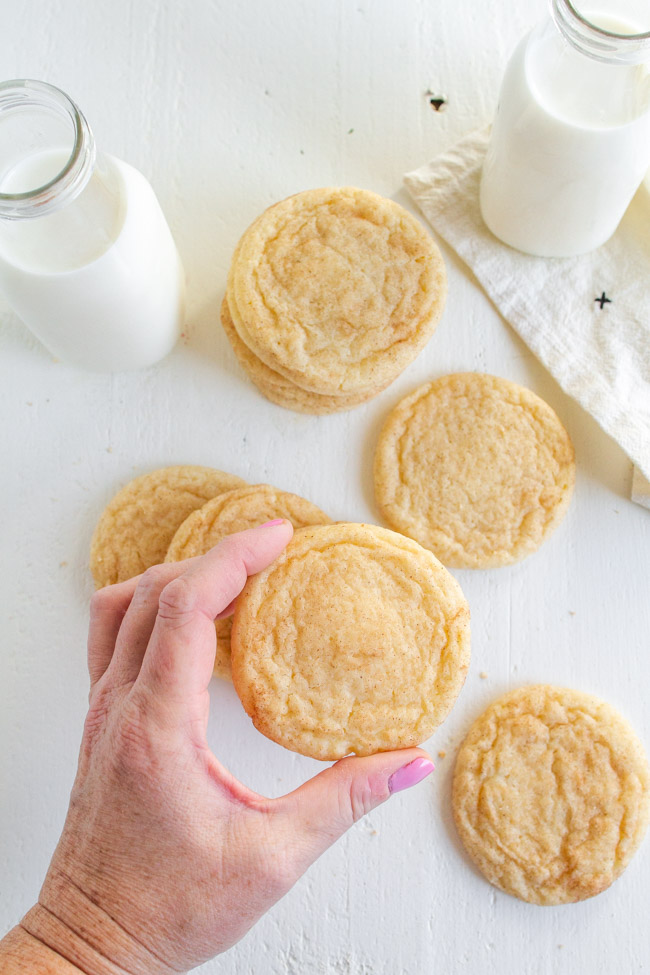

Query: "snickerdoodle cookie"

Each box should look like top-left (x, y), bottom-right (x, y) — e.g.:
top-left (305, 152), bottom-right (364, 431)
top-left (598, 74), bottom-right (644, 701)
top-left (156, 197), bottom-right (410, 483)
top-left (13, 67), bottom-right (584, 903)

top-left (231, 522), bottom-right (470, 760)
top-left (374, 373), bottom-right (575, 568)
top-left (452, 685), bottom-right (650, 905)
top-left (165, 485), bottom-right (331, 680)
top-left (221, 299), bottom-right (385, 414)
top-left (90, 466), bottom-right (246, 589)
top-left (226, 187), bottom-right (447, 397)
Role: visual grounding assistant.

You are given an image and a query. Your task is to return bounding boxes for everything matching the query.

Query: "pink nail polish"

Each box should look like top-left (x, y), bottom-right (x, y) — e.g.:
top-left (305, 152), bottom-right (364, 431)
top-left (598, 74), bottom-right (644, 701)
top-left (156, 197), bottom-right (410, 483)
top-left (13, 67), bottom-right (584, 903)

top-left (388, 757), bottom-right (435, 794)
top-left (261, 518), bottom-right (285, 527)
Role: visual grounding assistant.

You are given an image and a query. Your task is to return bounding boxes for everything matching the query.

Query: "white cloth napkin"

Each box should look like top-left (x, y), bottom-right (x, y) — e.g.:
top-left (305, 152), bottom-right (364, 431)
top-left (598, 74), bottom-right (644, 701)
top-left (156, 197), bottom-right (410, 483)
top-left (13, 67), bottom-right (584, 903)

top-left (404, 128), bottom-right (650, 509)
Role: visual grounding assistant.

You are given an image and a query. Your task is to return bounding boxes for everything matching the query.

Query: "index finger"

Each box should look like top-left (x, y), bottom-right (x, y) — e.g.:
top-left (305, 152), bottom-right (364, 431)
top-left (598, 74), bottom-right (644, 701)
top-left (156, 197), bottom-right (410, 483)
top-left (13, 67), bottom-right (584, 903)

top-left (135, 520), bottom-right (294, 713)
top-left (87, 555), bottom-right (205, 690)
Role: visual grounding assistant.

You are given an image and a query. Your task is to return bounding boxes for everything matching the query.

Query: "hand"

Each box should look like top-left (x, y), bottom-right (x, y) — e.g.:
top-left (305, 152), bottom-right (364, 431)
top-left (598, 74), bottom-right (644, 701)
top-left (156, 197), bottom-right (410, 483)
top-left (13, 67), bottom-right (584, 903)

top-left (3, 521), bottom-right (434, 974)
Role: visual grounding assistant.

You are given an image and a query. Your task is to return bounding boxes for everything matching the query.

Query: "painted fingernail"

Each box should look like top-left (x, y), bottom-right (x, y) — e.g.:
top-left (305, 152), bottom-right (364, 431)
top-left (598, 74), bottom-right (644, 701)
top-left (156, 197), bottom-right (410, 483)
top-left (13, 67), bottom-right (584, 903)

top-left (261, 518), bottom-right (286, 527)
top-left (388, 757), bottom-right (435, 794)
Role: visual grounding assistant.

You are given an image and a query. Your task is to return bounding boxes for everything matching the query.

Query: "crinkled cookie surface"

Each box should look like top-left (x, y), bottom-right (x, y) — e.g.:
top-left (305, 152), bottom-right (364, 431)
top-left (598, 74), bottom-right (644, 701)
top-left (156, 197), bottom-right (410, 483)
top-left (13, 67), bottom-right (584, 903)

top-left (452, 685), bottom-right (650, 904)
top-left (374, 373), bottom-right (575, 568)
top-left (232, 522), bottom-right (470, 760)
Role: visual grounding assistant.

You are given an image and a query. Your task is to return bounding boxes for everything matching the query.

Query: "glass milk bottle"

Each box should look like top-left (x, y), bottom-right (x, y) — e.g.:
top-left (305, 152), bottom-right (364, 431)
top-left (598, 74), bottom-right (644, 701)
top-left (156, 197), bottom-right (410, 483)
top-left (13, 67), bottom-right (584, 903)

top-left (0, 79), bottom-right (185, 370)
top-left (480, 0), bottom-right (650, 257)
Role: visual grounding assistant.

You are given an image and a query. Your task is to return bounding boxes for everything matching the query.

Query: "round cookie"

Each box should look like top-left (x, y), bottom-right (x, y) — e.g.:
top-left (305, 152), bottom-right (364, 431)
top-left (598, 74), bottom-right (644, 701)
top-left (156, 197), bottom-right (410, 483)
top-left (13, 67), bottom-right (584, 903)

top-left (227, 187), bottom-right (447, 395)
top-left (374, 373), bottom-right (575, 568)
top-left (165, 485), bottom-right (331, 680)
top-left (231, 522), bottom-right (471, 760)
top-left (221, 299), bottom-right (386, 414)
top-left (452, 685), bottom-right (650, 905)
top-left (90, 466), bottom-right (246, 589)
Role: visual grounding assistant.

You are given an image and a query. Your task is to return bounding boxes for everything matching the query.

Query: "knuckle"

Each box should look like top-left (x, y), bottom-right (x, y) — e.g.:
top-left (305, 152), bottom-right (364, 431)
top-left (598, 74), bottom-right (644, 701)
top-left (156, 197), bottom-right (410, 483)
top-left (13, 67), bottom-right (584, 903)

top-left (136, 563), bottom-right (170, 597)
top-left (82, 700), bottom-right (110, 750)
top-left (80, 682), bottom-right (122, 760)
top-left (111, 694), bottom-right (160, 782)
top-left (89, 586), bottom-right (115, 618)
top-left (157, 574), bottom-right (196, 621)
top-left (342, 775), bottom-right (380, 825)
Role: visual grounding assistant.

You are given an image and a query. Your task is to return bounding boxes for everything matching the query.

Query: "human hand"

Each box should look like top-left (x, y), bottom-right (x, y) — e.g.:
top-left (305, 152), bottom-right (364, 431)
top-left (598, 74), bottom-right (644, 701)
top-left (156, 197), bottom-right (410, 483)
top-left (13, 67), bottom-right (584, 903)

top-left (4, 521), bottom-right (434, 974)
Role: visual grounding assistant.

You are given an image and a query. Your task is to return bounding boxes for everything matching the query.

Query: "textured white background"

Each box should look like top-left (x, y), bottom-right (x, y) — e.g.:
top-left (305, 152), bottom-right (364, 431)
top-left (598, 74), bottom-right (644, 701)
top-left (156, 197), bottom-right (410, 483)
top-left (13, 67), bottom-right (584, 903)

top-left (1, 1), bottom-right (649, 973)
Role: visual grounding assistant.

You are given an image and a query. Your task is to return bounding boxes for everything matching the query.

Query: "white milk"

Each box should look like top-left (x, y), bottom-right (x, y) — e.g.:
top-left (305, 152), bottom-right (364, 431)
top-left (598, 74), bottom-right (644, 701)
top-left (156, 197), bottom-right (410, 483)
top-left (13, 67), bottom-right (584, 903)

top-left (0, 149), bottom-right (184, 370)
top-left (480, 14), bottom-right (650, 257)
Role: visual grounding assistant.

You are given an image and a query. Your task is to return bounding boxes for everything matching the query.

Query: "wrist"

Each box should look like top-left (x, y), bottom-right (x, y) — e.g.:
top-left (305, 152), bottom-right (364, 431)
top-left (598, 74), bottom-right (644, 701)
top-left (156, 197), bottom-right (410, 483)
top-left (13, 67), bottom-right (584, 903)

top-left (20, 869), bottom-right (181, 975)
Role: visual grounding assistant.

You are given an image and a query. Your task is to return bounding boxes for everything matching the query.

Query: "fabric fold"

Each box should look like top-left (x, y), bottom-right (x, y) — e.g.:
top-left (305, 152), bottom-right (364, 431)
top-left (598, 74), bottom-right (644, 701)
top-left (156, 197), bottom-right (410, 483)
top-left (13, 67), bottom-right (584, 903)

top-left (404, 129), bottom-right (650, 507)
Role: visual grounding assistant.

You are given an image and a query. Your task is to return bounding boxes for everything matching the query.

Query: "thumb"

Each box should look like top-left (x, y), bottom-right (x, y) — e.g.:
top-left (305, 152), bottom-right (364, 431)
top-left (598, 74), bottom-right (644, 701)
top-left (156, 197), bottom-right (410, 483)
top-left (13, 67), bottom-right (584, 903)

top-left (276, 749), bottom-right (434, 865)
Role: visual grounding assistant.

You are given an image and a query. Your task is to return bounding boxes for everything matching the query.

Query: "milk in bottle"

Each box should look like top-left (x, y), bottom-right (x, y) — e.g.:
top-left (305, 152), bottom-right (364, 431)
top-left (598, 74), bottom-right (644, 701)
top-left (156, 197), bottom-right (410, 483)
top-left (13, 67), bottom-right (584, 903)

top-left (0, 80), bottom-right (185, 370)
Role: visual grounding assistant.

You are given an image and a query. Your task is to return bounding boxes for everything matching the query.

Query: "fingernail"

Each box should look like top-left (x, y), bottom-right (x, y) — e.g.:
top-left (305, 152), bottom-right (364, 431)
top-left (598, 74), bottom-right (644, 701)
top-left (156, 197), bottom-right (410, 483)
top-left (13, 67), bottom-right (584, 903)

top-left (261, 519), bottom-right (286, 527)
top-left (388, 757), bottom-right (435, 794)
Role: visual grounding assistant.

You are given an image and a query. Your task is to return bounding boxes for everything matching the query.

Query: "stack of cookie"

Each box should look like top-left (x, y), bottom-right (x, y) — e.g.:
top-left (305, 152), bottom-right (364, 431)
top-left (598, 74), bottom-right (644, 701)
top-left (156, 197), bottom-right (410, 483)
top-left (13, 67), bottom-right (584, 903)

top-left (221, 187), bottom-right (447, 414)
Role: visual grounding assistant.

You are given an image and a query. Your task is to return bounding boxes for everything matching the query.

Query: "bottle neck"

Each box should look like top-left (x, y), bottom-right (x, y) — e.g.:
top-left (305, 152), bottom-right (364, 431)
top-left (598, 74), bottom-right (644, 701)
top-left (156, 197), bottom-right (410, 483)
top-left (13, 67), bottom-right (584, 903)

top-left (0, 79), bottom-right (95, 221)
top-left (551, 0), bottom-right (650, 64)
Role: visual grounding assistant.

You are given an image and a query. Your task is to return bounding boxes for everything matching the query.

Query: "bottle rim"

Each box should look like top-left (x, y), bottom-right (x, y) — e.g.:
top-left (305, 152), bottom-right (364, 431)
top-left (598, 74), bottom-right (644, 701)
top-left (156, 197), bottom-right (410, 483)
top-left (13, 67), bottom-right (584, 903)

top-left (0, 79), bottom-right (95, 220)
top-left (552, 0), bottom-right (650, 63)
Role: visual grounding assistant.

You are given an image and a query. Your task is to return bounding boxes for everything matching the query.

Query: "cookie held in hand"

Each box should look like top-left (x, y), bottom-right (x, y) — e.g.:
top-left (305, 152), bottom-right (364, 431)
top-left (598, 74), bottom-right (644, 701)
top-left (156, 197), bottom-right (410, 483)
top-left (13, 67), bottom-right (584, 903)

top-left (231, 522), bottom-right (471, 760)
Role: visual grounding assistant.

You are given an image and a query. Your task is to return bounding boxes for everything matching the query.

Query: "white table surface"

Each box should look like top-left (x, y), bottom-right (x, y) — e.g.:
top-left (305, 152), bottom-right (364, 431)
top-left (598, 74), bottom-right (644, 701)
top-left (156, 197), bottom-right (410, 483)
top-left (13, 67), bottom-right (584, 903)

top-left (1, 1), bottom-right (649, 973)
